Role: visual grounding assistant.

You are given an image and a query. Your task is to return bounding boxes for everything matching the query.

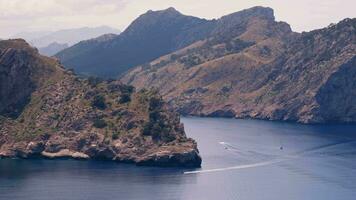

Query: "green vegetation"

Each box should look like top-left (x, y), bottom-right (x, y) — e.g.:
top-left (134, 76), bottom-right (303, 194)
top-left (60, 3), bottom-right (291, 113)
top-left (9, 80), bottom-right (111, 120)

top-left (153, 60), bottom-right (170, 68)
top-left (93, 118), bottom-right (107, 128)
top-left (118, 84), bottom-right (134, 104)
top-left (179, 55), bottom-right (202, 68)
top-left (88, 76), bottom-right (103, 87)
top-left (91, 95), bottom-right (107, 110)
top-left (112, 132), bottom-right (120, 140)
top-left (119, 94), bottom-right (131, 104)
top-left (119, 85), bottom-right (134, 94)
top-left (170, 54), bottom-right (179, 61)
top-left (225, 39), bottom-right (255, 53)
top-left (142, 94), bottom-right (175, 142)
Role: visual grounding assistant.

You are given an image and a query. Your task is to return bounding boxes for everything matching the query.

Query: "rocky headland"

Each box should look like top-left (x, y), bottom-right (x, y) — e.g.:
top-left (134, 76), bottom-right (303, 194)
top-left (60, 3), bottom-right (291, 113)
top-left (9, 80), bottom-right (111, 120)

top-left (0, 39), bottom-right (201, 167)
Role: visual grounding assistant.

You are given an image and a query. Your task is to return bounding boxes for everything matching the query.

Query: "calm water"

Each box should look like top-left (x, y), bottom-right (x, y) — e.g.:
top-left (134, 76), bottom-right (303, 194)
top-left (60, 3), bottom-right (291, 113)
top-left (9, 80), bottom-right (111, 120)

top-left (1, 117), bottom-right (356, 200)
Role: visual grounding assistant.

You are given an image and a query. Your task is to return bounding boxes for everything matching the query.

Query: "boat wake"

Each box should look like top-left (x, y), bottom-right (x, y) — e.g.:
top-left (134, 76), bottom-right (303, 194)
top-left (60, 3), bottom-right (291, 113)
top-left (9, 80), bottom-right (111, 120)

top-left (184, 159), bottom-right (285, 174)
top-left (184, 140), bottom-right (355, 174)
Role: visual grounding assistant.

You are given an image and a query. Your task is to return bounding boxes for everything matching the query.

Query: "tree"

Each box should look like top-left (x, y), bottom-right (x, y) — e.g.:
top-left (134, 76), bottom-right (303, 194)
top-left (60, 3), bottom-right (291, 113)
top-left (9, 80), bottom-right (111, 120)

top-left (93, 119), bottom-right (107, 128)
top-left (119, 93), bottom-right (131, 104)
top-left (87, 76), bottom-right (103, 87)
top-left (91, 95), bottom-right (107, 110)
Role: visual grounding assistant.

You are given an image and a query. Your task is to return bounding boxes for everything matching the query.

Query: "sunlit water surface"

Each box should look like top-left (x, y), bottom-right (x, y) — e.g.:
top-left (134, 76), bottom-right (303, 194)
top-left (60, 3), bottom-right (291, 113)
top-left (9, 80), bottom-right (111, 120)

top-left (1, 117), bottom-right (356, 200)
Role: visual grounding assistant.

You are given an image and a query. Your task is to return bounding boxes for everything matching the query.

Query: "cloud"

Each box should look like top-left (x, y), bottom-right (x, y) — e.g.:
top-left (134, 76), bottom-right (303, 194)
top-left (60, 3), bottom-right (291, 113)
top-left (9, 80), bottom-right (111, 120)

top-left (0, 0), bottom-right (128, 37)
top-left (0, 0), bottom-right (127, 17)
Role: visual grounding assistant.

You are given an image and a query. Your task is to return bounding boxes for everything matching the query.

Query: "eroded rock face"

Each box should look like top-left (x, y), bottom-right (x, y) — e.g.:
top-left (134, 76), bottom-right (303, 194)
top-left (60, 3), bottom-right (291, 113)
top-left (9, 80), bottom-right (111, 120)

top-left (316, 57), bottom-right (356, 122)
top-left (0, 39), bottom-right (201, 167)
top-left (0, 41), bottom-right (36, 118)
top-left (122, 13), bottom-right (356, 124)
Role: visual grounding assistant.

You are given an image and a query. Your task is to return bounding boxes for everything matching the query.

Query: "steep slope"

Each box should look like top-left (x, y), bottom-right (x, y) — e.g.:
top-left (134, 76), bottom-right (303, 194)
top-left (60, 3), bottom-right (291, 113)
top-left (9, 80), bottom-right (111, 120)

top-left (56, 7), bottom-right (216, 77)
top-left (0, 39), bottom-right (201, 167)
top-left (122, 10), bottom-right (356, 123)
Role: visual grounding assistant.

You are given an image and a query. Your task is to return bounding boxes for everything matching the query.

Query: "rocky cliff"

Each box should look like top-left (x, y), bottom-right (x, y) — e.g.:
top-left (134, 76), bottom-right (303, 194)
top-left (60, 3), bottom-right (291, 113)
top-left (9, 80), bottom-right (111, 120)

top-left (0, 39), bottom-right (201, 167)
top-left (122, 7), bottom-right (356, 124)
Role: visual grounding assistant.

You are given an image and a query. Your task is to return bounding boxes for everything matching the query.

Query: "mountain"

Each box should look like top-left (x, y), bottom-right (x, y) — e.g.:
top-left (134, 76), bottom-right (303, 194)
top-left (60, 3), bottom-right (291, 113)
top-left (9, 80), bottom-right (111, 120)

top-left (122, 8), bottom-right (356, 124)
top-left (55, 7), bottom-right (216, 77)
top-left (12, 26), bottom-right (120, 52)
top-left (39, 42), bottom-right (69, 56)
top-left (12, 31), bottom-right (52, 42)
top-left (0, 39), bottom-right (201, 167)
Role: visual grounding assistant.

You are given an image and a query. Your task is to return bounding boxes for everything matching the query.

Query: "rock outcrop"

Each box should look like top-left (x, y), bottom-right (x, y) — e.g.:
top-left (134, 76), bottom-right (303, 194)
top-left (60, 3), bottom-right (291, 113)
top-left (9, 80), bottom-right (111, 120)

top-left (122, 8), bottom-right (356, 124)
top-left (0, 39), bottom-right (201, 167)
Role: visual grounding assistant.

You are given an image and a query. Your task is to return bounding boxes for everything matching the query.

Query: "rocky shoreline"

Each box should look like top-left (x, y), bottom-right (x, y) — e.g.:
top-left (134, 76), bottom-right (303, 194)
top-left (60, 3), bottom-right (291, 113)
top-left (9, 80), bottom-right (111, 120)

top-left (0, 140), bottom-right (201, 168)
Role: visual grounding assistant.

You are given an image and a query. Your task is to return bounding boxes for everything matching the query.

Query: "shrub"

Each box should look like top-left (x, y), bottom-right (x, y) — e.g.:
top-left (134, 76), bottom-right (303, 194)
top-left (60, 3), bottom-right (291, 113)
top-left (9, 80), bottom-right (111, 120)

top-left (119, 85), bottom-right (134, 94)
top-left (153, 60), bottom-right (170, 68)
top-left (151, 123), bottom-right (163, 140)
top-left (143, 120), bottom-right (175, 142)
top-left (149, 110), bottom-right (160, 121)
top-left (91, 95), bottom-right (107, 110)
top-left (149, 96), bottom-right (163, 111)
top-left (179, 55), bottom-right (202, 68)
top-left (93, 119), bottom-right (107, 128)
top-left (119, 93), bottom-right (131, 104)
top-left (112, 132), bottom-right (120, 140)
top-left (116, 84), bottom-right (134, 104)
top-left (142, 122), bottom-right (153, 136)
top-left (88, 76), bottom-right (103, 87)
top-left (225, 39), bottom-right (256, 53)
top-left (170, 54), bottom-right (179, 61)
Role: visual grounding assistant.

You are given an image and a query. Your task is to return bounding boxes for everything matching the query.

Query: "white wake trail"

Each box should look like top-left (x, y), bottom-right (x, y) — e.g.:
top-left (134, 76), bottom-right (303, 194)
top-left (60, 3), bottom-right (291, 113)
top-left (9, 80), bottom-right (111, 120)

top-left (184, 159), bottom-right (285, 174)
top-left (184, 140), bottom-right (354, 175)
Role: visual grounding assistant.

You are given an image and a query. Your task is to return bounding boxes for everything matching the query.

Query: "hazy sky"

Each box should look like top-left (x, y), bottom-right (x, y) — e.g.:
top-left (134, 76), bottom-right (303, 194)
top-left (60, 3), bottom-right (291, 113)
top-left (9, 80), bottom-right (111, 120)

top-left (0, 0), bottom-right (355, 38)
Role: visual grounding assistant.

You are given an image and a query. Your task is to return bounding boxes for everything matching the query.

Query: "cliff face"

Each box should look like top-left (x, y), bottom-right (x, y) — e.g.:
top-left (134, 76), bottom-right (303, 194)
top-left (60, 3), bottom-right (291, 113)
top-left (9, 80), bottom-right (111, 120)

top-left (0, 40), bottom-right (41, 118)
top-left (122, 8), bottom-right (356, 123)
top-left (253, 18), bottom-right (356, 123)
top-left (0, 39), bottom-right (201, 167)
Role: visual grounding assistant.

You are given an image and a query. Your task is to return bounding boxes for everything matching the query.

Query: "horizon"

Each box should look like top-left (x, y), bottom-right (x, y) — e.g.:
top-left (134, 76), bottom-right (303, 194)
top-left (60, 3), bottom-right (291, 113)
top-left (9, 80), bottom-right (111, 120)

top-left (1, 0), bottom-right (355, 38)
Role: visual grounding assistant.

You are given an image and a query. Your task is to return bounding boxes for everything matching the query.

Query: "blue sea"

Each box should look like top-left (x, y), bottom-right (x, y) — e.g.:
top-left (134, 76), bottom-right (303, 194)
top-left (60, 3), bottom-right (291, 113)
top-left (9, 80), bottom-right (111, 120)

top-left (1, 117), bottom-right (356, 200)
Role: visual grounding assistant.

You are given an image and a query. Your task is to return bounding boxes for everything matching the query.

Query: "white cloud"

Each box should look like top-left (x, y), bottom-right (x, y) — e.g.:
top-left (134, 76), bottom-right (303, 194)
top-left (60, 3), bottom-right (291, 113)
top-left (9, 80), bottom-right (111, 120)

top-left (0, 0), bottom-right (355, 38)
top-left (0, 0), bottom-right (128, 37)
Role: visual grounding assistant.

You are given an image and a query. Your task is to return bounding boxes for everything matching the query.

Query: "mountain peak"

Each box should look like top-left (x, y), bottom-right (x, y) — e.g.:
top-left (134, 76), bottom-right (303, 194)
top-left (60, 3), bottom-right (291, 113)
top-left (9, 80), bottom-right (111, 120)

top-left (165, 7), bottom-right (179, 12)
top-left (221, 6), bottom-right (275, 21)
top-left (123, 7), bottom-right (198, 38)
top-left (144, 7), bottom-right (182, 17)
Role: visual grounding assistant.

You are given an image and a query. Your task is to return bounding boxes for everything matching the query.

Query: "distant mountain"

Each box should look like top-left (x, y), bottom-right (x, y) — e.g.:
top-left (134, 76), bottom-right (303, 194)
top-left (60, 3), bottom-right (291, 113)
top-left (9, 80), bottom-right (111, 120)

top-left (39, 42), bottom-right (69, 56)
top-left (122, 8), bottom-right (356, 124)
top-left (56, 7), bottom-right (216, 77)
top-left (11, 26), bottom-right (120, 50)
top-left (12, 31), bottom-right (52, 42)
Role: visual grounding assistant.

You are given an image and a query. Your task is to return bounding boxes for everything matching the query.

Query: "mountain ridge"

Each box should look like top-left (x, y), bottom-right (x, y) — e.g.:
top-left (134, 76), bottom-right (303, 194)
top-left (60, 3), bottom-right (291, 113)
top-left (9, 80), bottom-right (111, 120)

top-left (122, 14), bottom-right (355, 124)
top-left (56, 6), bottom-right (278, 78)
